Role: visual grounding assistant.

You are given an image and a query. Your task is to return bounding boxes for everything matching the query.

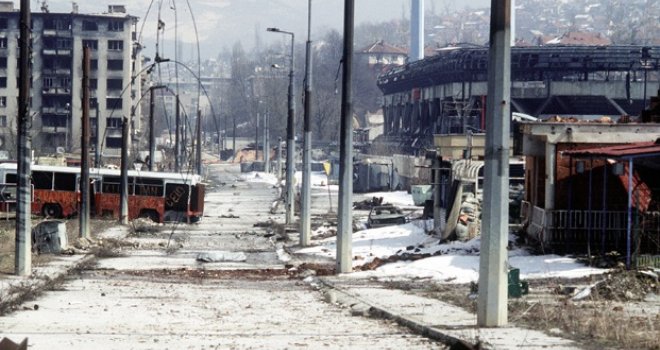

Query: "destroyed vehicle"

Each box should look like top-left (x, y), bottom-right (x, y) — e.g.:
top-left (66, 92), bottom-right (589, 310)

top-left (367, 205), bottom-right (406, 228)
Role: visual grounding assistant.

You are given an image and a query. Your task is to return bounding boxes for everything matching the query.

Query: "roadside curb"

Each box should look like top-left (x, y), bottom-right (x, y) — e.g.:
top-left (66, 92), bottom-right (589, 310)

top-left (314, 277), bottom-right (482, 349)
top-left (0, 254), bottom-right (96, 315)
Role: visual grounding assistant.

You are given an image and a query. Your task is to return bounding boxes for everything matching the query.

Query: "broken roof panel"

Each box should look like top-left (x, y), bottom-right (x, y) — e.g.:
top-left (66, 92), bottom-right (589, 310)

top-left (562, 140), bottom-right (660, 158)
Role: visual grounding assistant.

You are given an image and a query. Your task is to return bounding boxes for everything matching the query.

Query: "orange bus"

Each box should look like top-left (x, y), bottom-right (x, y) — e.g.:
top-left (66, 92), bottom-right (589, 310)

top-left (0, 163), bottom-right (205, 223)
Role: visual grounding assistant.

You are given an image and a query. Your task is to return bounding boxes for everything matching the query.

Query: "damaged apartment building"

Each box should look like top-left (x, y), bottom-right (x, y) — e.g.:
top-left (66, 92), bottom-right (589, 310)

top-left (0, 3), bottom-right (139, 159)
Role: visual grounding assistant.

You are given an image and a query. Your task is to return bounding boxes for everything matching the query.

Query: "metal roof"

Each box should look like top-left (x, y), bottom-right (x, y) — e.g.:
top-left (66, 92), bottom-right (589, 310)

top-left (562, 140), bottom-right (660, 159)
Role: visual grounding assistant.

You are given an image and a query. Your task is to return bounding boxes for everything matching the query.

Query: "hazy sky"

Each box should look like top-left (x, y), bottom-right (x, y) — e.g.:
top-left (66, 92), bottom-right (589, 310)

top-left (39, 0), bottom-right (490, 58)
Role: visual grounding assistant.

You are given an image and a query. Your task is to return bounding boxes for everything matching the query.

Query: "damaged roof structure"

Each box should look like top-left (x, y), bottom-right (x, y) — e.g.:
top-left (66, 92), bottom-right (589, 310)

top-left (374, 45), bottom-right (660, 156)
top-left (521, 91), bottom-right (660, 267)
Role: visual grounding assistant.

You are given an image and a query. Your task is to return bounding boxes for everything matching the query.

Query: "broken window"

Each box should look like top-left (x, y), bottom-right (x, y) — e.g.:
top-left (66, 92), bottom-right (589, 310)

top-left (0, 97), bottom-right (6, 107)
top-left (106, 117), bottom-right (122, 128)
top-left (106, 137), bottom-right (122, 148)
top-left (42, 114), bottom-right (66, 127)
top-left (0, 18), bottom-right (7, 30)
top-left (44, 18), bottom-right (70, 31)
top-left (82, 20), bottom-right (98, 31)
top-left (101, 176), bottom-right (121, 194)
top-left (107, 59), bottom-right (123, 71)
top-left (33, 171), bottom-right (54, 190)
top-left (60, 77), bottom-right (71, 89)
top-left (43, 77), bottom-right (53, 89)
top-left (0, 38), bottom-right (6, 49)
top-left (0, 115), bottom-right (6, 127)
top-left (82, 39), bottom-right (97, 50)
top-left (106, 98), bottom-right (122, 109)
top-left (56, 38), bottom-right (72, 50)
top-left (54, 173), bottom-right (76, 191)
top-left (106, 78), bottom-right (122, 90)
top-left (108, 40), bottom-right (123, 51)
top-left (134, 178), bottom-right (163, 197)
top-left (108, 21), bottom-right (124, 32)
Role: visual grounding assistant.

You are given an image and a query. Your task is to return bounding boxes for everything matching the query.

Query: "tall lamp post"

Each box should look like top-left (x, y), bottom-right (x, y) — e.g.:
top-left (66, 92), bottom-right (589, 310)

top-left (267, 27), bottom-right (296, 225)
top-left (301, 0), bottom-right (313, 247)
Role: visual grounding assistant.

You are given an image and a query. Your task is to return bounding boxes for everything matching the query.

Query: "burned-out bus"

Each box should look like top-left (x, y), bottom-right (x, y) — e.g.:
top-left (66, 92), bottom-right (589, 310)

top-left (0, 163), bottom-right (205, 223)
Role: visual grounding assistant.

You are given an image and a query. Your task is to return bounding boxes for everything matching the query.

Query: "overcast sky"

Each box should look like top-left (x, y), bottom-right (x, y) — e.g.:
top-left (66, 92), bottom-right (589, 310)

top-left (39, 0), bottom-right (490, 58)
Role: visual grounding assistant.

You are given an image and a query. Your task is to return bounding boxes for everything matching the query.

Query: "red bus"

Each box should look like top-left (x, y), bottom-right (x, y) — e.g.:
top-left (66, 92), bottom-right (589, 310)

top-left (0, 164), bottom-right (205, 223)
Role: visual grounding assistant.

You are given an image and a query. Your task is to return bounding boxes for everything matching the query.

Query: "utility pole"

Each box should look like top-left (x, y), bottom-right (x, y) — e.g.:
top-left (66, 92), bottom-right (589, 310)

top-left (15, 0), bottom-right (31, 276)
top-left (277, 137), bottom-right (283, 180)
top-left (432, 152), bottom-right (443, 234)
top-left (301, 0), bottom-right (313, 247)
top-left (255, 110), bottom-right (260, 162)
top-left (175, 95), bottom-right (181, 172)
top-left (149, 87), bottom-right (156, 171)
top-left (119, 117), bottom-right (129, 225)
top-left (266, 27), bottom-right (296, 225)
top-left (195, 108), bottom-right (202, 175)
top-left (477, 0), bottom-right (511, 327)
top-left (94, 106), bottom-right (100, 167)
top-left (264, 111), bottom-right (270, 173)
top-left (79, 46), bottom-right (91, 239)
top-left (337, 0), bottom-right (355, 274)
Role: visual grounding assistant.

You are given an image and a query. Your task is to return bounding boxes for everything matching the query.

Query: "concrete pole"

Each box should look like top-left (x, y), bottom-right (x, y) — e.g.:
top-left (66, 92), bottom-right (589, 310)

top-left (15, 0), bottom-right (31, 276)
top-left (477, 0), bottom-right (511, 327)
top-left (337, 0), bottom-right (355, 274)
top-left (264, 111), bottom-right (270, 173)
top-left (432, 152), bottom-right (443, 234)
top-left (255, 111), bottom-right (260, 162)
top-left (119, 117), bottom-right (129, 225)
top-left (195, 109), bottom-right (202, 175)
top-left (80, 47), bottom-right (91, 239)
top-left (285, 34), bottom-right (296, 225)
top-left (544, 143), bottom-right (556, 214)
top-left (277, 137), bottom-right (283, 180)
top-left (301, 0), bottom-right (313, 247)
top-left (175, 95), bottom-right (181, 172)
top-left (95, 106), bottom-right (100, 167)
top-left (149, 88), bottom-right (156, 171)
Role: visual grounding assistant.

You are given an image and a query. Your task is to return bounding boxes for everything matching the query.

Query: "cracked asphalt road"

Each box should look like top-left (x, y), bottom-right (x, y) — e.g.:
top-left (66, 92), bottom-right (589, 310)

top-left (0, 164), bottom-right (442, 349)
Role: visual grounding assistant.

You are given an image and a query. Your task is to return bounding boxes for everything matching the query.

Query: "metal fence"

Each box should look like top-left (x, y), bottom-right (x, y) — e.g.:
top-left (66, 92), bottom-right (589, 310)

top-left (548, 209), bottom-right (660, 255)
top-left (521, 201), bottom-right (660, 256)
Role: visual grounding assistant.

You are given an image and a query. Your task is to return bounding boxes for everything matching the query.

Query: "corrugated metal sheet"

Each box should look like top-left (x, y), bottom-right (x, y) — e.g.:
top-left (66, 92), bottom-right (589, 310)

top-left (562, 141), bottom-right (660, 158)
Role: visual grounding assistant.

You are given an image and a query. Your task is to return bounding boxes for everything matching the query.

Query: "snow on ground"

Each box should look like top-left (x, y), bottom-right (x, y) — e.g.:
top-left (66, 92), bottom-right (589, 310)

top-left (297, 190), bottom-right (606, 283)
top-left (243, 171), bottom-right (340, 192)
top-left (240, 171), bottom-right (279, 186)
top-left (358, 190), bottom-right (416, 207)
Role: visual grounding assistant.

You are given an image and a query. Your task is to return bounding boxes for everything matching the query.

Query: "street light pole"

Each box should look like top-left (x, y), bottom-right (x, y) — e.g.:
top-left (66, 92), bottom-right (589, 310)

top-left (337, 0), bottom-right (355, 273)
top-left (301, 0), bottom-right (313, 247)
top-left (267, 27), bottom-right (296, 225)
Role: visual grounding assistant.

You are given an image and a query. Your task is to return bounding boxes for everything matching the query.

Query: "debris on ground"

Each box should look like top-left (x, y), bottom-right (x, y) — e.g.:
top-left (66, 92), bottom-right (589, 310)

top-left (558, 268), bottom-right (659, 302)
top-left (589, 268), bottom-right (660, 301)
top-left (312, 224), bottom-right (336, 240)
top-left (220, 214), bottom-right (240, 218)
top-left (353, 197), bottom-right (384, 210)
top-left (196, 251), bottom-right (247, 263)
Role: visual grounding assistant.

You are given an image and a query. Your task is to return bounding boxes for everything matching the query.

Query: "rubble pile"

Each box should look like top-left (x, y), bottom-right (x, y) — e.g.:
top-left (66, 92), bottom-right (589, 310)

top-left (591, 269), bottom-right (659, 301)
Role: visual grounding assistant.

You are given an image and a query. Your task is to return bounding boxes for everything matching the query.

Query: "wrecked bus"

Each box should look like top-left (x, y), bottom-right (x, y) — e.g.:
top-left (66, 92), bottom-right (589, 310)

top-left (0, 163), bottom-right (205, 223)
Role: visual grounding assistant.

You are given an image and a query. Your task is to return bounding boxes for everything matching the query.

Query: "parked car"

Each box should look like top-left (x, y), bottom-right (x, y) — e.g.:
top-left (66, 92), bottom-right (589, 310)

top-left (367, 205), bottom-right (406, 228)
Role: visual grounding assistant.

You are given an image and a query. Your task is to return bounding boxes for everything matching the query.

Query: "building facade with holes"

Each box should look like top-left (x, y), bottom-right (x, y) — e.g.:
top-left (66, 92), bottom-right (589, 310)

top-left (0, 3), bottom-right (138, 159)
top-left (375, 45), bottom-right (660, 157)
